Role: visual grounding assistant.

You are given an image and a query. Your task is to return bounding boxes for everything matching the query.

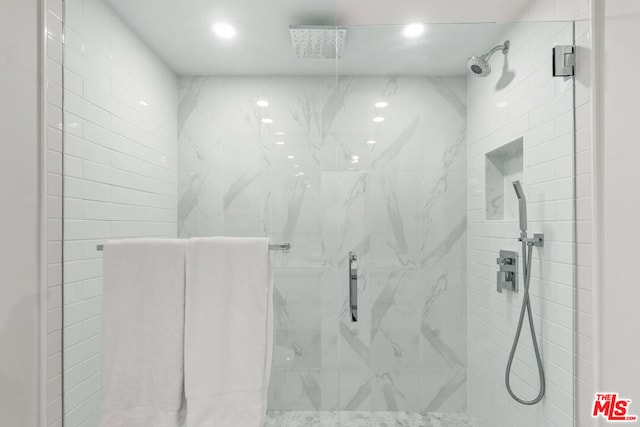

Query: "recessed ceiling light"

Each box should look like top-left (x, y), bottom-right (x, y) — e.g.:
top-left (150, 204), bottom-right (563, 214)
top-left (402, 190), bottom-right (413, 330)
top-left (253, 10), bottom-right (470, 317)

top-left (287, 155), bottom-right (295, 159)
top-left (139, 100), bottom-right (149, 107)
top-left (373, 116), bottom-right (385, 123)
top-left (275, 131), bottom-right (285, 135)
top-left (293, 164), bottom-right (300, 168)
top-left (256, 100), bottom-right (269, 107)
top-left (496, 101), bottom-right (508, 108)
top-left (212, 22), bottom-right (237, 39)
top-left (366, 140), bottom-right (376, 145)
top-left (275, 141), bottom-right (285, 145)
top-left (374, 101), bottom-right (388, 108)
top-left (261, 118), bottom-right (273, 124)
top-left (403, 23), bottom-right (425, 38)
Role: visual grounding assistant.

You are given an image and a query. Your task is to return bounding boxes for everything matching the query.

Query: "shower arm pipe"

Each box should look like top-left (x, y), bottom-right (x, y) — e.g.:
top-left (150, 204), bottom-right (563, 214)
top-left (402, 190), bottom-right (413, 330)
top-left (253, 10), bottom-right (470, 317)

top-left (95, 243), bottom-right (291, 251)
top-left (482, 40), bottom-right (510, 60)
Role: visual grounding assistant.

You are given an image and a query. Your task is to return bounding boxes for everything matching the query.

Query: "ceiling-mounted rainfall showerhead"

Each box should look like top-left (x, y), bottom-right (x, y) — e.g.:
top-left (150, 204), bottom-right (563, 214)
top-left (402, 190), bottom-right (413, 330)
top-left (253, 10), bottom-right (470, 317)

top-left (289, 25), bottom-right (347, 59)
top-left (466, 40), bottom-right (510, 77)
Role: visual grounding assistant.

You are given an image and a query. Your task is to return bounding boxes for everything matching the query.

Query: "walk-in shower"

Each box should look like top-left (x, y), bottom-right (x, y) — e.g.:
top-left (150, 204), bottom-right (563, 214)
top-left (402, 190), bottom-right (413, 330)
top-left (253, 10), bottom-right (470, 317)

top-left (58, 1), bottom-right (576, 424)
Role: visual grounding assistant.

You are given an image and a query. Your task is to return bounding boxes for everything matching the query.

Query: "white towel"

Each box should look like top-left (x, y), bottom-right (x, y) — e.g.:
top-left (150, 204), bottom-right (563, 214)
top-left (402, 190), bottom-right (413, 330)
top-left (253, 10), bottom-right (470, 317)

top-left (184, 237), bottom-right (273, 427)
top-left (100, 239), bottom-right (186, 427)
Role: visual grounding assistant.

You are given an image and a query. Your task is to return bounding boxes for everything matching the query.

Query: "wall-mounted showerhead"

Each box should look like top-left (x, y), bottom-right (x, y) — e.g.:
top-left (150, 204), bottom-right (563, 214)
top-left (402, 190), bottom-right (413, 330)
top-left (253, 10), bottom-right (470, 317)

top-left (466, 40), bottom-right (510, 77)
top-left (512, 180), bottom-right (527, 232)
top-left (466, 56), bottom-right (491, 77)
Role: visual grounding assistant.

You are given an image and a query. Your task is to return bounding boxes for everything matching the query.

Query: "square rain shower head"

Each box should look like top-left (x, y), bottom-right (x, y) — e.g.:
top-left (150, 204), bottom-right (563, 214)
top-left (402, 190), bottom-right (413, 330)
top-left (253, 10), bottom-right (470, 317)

top-left (289, 25), bottom-right (347, 59)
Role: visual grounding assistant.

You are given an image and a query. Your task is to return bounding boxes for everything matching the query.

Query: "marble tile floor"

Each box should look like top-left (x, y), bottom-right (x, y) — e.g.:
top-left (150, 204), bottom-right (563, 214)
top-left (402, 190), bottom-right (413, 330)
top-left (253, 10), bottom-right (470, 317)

top-left (265, 411), bottom-right (481, 427)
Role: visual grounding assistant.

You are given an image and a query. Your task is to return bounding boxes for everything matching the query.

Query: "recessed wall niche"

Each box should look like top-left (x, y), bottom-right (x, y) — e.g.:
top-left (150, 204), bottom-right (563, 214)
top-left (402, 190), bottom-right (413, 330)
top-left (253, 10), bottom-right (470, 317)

top-left (485, 137), bottom-right (524, 221)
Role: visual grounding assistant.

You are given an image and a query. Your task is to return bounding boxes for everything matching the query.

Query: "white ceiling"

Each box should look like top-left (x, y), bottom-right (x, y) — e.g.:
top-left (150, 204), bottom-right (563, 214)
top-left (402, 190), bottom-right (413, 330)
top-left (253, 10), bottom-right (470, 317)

top-left (337, 0), bottom-right (534, 26)
top-left (104, 0), bottom-right (529, 76)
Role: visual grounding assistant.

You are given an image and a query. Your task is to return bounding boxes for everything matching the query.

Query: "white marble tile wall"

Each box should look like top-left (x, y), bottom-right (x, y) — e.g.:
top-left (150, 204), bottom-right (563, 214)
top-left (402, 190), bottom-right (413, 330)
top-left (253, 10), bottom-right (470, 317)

top-left (465, 22), bottom-right (575, 426)
top-left (61, 0), bottom-right (178, 425)
top-left (178, 75), bottom-right (468, 412)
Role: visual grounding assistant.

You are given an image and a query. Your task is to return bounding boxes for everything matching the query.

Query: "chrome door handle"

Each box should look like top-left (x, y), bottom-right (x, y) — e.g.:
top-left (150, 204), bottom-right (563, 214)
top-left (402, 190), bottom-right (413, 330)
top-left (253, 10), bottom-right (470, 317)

top-left (349, 252), bottom-right (358, 322)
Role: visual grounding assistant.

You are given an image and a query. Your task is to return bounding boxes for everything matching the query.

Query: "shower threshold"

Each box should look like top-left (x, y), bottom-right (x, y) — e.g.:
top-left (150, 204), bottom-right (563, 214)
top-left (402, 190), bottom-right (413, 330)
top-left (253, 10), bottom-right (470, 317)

top-left (265, 410), bottom-right (480, 426)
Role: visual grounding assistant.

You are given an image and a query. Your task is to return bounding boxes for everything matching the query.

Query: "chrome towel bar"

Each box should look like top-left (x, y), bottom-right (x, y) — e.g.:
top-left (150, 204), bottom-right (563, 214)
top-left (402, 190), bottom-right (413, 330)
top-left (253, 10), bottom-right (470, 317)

top-left (96, 242), bottom-right (290, 251)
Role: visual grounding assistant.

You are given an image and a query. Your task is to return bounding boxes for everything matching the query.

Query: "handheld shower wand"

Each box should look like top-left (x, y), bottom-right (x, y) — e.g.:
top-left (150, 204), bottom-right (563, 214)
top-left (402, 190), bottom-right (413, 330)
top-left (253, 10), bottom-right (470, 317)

top-left (505, 181), bottom-right (546, 405)
top-left (512, 180), bottom-right (527, 232)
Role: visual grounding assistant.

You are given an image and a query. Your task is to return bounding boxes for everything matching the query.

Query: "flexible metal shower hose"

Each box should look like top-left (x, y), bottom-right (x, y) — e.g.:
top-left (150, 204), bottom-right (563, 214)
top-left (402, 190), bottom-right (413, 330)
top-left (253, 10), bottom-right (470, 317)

top-left (505, 239), bottom-right (546, 405)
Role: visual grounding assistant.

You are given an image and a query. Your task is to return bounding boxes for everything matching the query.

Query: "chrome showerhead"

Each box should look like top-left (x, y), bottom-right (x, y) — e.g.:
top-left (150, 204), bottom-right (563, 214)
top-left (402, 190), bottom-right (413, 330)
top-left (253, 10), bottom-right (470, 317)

top-left (466, 40), bottom-right (510, 77)
top-left (467, 56), bottom-right (491, 77)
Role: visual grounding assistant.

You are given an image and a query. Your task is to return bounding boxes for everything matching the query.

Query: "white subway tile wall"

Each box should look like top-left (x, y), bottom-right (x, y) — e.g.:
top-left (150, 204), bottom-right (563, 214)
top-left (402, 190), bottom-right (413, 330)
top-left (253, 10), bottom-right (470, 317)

top-left (465, 22), bottom-right (575, 426)
top-left (58, 0), bottom-right (178, 425)
top-left (45, 0), bottom-right (66, 425)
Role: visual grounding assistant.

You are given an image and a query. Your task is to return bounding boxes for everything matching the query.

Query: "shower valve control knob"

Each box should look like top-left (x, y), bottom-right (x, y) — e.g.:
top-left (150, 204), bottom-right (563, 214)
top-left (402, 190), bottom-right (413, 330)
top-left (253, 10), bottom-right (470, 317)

top-left (496, 250), bottom-right (518, 293)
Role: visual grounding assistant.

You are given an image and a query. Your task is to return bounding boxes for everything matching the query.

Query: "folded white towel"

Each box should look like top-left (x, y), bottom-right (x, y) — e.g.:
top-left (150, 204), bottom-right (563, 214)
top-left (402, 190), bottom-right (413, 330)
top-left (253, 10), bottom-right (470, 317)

top-left (100, 239), bottom-right (186, 427)
top-left (184, 237), bottom-right (273, 427)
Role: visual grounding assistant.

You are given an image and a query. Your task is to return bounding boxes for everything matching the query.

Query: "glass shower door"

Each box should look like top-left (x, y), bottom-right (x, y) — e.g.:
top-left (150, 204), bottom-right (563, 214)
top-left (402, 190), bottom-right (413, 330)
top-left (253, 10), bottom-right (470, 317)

top-left (327, 21), bottom-right (576, 426)
top-left (329, 28), bottom-right (469, 424)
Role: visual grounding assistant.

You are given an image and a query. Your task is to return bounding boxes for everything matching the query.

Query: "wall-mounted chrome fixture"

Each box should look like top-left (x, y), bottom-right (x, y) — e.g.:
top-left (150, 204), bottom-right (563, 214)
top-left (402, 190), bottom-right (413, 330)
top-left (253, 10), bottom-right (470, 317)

top-left (504, 180), bottom-right (546, 405)
top-left (552, 45), bottom-right (575, 77)
top-left (496, 250), bottom-right (518, 293)
top-left (466, 40), bottom-right (510, 77)
top-left (349, 252), bottom-right (358, 322)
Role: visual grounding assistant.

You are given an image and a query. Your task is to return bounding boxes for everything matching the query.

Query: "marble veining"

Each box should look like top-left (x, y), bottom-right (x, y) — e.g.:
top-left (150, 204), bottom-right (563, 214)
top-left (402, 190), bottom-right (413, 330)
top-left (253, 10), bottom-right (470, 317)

top-left (371, 117), bottom-right (420, 170)
top-left (380, 175), bottom-right (410, 261)
top-left (339, 321), bottom-right (370, 364)
top-left (264, 411), bottom-right (480, 427)
top-left (321, 76), bottom-right (355, 143)
top-left (223, 171), bottom-right (263, 209)
top-left (177, 171), bottom-right (208, 235)
top-left (420, 127), bottom-right (466, 254)
top-left (426, 76), bottom-right (467, 118)
top-left (421, 273), bottom-right (465, 370)
top-left (177, 76), bottom-right (207, 135)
